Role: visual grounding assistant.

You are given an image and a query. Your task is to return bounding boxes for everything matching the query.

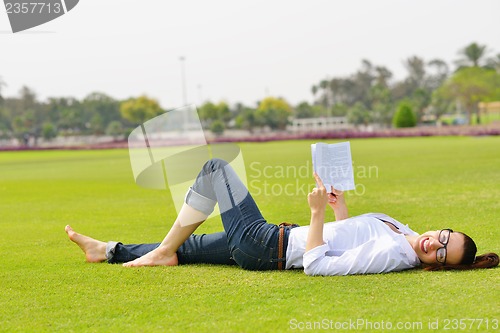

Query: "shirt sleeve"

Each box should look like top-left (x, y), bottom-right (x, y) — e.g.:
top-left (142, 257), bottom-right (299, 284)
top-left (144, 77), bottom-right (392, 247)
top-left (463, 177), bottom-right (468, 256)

top-left (303, 237), bottom-right (410, 276)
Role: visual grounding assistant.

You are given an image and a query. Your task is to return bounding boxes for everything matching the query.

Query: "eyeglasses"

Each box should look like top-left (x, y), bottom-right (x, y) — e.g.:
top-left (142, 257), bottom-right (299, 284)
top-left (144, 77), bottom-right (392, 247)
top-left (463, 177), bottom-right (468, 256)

top-left (436, 229), bottom-right (453, 265)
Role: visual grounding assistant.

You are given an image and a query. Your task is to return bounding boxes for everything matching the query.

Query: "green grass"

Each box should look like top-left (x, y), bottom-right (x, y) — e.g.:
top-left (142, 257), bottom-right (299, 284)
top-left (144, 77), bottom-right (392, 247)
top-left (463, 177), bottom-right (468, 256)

top-left (0, 137), bottom-right (499, 332)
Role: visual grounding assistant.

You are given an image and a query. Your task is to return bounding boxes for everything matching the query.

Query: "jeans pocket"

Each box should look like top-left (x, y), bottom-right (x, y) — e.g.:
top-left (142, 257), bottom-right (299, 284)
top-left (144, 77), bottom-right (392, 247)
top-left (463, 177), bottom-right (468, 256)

top-left (232, 248), bottom-right (262, 270)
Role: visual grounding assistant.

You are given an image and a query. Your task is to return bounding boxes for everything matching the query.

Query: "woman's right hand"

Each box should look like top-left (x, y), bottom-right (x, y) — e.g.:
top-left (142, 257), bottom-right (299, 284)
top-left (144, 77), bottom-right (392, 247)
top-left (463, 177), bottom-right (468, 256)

top-left (308, 173), bottom-right (329, 214)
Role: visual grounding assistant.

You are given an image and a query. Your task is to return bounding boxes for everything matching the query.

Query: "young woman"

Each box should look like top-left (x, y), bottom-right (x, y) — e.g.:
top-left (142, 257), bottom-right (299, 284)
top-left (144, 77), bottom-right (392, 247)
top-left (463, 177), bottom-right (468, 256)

top-left (66, 158), bottom-right (498, 275)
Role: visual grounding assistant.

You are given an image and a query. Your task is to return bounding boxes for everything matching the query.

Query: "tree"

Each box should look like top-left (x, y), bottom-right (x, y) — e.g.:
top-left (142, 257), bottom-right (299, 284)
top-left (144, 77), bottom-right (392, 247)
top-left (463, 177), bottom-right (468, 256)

top-left (311, 85), bottom-right (318, 100)
top-left (393, 102), bottom-right (417, 128)
top-left (234, 107), bottom-right (258, 133)
top-left (0, 106), bottom-right (11, 136)
top-left (82, 92), bottom-right (121, 133)
top-left (0, 76), bottom-right (6, 104)
top-left (330, 103), bottom-right (348, 117)
top-left (106, 121), bottom-right (124, 140)
top-left (41, 122), bottom-right (57, 141)
top-left (374, 66), bottom-right (393, 88)
top-left (3, 86), bottom-right (46, 145)
top-left (57, 101), bottom-right (85, 132)
top-left (368, 84), bottom-right (393, 127)
top-left (347, 102), bottom-right (371, 127)
top-left (119, 95), bottom-right (163, 125)
top-left (486, 53), bottom-right (500, 73)
top-left (430, 88), bottom-right (454, 123)
top-left (198, 101), bottom-right (231, 129)
top-left (210, 119), bottom-right (225, 136)
top-left (411, 88), bottom-right (432, 123)
top-left (294, 101), bottom-right (315, 118)
top-left (198, 101), bottom-right (218, 125)
top-left (404, 56), bottom-right (426, 90)
top-left (455, 42), bottom-right (488, 69)
top-left (427, 59), bottom-right (450, 90)
top-left (437, 67), bottom-right (500, 124)
top-left (256, 97), bottom-right (292, 130)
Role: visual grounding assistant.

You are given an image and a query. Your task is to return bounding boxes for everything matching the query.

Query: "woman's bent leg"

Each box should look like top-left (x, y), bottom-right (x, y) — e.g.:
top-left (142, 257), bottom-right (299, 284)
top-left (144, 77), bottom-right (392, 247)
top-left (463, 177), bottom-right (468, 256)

top-left (187, 159), bottom-right (280, 270)
top-left (125, 158), bottom-right (280, 269)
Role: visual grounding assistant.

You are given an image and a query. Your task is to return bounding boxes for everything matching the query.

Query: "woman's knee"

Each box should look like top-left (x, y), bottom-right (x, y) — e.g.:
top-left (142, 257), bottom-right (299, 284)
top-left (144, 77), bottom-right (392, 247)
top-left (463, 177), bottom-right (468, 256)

top-left (203, 158), bottom-right (228, 173)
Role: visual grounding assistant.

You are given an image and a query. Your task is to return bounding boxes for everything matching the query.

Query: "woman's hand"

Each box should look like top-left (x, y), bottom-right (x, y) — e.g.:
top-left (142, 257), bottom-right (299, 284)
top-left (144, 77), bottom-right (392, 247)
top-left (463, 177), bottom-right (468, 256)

top-left (308, 173), bottom-right (329, 214)
top-left (327, 186), bottom-right (348, 221)
top-left (327, 187), bottom-right (345, 209)
top-left (306, 173), bottom-right (328, 251)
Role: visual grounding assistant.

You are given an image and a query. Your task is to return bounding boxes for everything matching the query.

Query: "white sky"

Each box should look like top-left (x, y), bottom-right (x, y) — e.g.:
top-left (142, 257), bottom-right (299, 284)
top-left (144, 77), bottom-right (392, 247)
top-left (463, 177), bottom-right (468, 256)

top-left (1, 0), bottom-right (499, 109)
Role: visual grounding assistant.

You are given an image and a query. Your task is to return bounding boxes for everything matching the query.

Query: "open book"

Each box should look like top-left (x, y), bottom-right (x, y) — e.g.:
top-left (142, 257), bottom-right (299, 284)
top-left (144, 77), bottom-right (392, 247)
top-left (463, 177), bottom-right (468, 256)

top-left (311, 141), bottom-right (355, 192)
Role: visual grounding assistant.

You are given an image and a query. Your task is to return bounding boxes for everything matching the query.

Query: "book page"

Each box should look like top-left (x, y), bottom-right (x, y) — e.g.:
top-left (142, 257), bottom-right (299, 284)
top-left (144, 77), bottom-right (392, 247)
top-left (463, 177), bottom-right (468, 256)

top-left (311, 141), bottom-right (355, 192)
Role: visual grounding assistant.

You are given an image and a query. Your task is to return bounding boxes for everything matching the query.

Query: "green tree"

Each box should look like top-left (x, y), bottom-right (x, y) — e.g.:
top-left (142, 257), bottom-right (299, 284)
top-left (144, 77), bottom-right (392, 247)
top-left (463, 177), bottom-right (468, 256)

top-left (256, 97), bottom-right (292, 130)
top-left (0, 107), bottom-right (10, 137)
top-left (198, 101), bottom-right (218, 125)
top-left (294, 101), bottom-right (315, 118)
top-left (210, 119), bottom-right (225, 136)
top-left (0, 76), bottom-right (6, 104)
top-left (427, 59), bottom-right (450, 90)
top-left (235, 107), bottom-right (258, 133)
top-left (347, 102), bottom-right (371, 127)
top-left (429, 88), bottom-right (454, 124)
top-left (455, 42), bottom-right (488, 69)
top-left (487, 53), bottom-right (500, 73)
top-left (106, 120), bottom-right (124, 140)
top-left (3, 86), bottom-right (47, 145)
top-left (41, 122), bottom-right (57, 141)
top-left (119, 95), bottom-right (163, 125)
top-left (437, 67), bottom-right (500, 124)
top-left (330, 103), bottom-right (348, 117)
top-left (393, 102), bottom-right (417, 128)
top-left (90, 114), bottom-right (104, 135)
top-left (404, 56), bottom-right (426, 90)
top-left (198, 101), bottom-right (231, 128)
top-left (82, 92), bottom-right (121, 132)
top-left (57, 102), bottom-right (85, 132)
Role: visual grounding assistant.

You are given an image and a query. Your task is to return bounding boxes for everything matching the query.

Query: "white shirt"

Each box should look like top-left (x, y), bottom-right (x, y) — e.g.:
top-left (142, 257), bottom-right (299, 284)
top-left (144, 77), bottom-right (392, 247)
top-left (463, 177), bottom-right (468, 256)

top-left (285, 213), bottom-right (421, 275)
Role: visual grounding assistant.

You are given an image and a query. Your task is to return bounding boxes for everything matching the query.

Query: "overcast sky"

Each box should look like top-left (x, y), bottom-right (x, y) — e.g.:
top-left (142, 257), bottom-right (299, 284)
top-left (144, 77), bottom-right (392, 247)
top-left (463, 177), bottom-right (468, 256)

top-left (1, 0), bottom-right (499, 109)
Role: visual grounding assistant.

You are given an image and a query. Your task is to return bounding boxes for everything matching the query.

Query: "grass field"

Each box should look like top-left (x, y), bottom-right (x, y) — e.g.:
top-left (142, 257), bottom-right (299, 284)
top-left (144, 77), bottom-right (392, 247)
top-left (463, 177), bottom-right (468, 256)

top-left (0, 136), bottom-right (499, 332)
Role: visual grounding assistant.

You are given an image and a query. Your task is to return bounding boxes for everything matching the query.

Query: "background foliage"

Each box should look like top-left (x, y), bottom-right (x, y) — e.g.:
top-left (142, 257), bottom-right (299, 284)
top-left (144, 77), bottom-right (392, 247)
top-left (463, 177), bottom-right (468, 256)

top-left (1, 42), bottom-right (499, 143)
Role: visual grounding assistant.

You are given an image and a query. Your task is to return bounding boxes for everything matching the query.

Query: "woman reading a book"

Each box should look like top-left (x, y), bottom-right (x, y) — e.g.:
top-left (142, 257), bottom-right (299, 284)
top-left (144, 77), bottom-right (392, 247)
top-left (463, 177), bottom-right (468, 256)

top-left (66, 159), bottom-right (498, 275)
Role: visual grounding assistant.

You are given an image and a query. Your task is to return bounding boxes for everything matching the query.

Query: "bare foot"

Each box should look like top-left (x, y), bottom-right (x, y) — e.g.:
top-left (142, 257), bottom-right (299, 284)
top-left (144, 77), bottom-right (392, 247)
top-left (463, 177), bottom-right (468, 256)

top-left (65, 225), bottom-right (107, 263)
top-left (122, 247), bottom-right (178, 267)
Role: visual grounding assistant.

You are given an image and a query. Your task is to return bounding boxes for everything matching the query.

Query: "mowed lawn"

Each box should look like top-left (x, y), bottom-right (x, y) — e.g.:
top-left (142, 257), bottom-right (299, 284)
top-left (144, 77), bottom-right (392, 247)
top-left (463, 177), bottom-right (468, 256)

top-left (0, 136), bottom-right (499, 332)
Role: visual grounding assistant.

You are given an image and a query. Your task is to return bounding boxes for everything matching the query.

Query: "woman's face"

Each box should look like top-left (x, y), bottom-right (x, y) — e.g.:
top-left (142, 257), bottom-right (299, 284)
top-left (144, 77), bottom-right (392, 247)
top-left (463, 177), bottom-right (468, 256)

top-left (412, 230), bottom-right (465, 265)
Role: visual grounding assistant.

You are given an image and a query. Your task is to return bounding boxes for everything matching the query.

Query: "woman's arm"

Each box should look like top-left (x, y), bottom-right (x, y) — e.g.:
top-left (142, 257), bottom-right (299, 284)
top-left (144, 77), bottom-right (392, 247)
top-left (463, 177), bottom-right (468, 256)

top-left (327, 187), bottom-right (348, 221)
top-left (305, 173), bottom-right (328, 252)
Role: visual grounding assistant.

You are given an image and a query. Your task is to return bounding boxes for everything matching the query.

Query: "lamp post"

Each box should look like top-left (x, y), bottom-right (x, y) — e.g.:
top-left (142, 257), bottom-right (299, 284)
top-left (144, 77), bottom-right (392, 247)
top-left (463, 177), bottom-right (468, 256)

top-left (179, 56), bottom-right (187, 106)
top-left (197, 84), bottom-right (203, 105)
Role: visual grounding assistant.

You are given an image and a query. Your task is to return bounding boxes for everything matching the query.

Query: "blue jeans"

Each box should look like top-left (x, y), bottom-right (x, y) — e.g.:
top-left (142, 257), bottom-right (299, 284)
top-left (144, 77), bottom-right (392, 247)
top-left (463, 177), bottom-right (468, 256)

top-left (107, 159), bottom-right (297, 271)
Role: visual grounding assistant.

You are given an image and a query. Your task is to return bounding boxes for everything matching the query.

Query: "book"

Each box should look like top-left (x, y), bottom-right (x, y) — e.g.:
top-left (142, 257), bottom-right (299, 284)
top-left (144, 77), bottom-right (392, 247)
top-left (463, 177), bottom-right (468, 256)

top-left (311, 141), bottom-right (355, 192)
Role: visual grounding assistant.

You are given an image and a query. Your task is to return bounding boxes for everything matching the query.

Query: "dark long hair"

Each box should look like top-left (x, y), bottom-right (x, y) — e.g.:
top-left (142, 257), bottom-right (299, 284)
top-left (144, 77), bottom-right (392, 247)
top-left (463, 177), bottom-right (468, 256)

top-left (424, 232), bottom-right (499, 271)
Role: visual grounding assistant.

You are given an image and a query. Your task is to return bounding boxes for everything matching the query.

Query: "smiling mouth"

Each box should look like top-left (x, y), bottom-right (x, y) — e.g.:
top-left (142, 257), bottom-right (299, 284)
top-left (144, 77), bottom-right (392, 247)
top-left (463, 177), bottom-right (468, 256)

top-left (420, 238), bottom-right (429, 253)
